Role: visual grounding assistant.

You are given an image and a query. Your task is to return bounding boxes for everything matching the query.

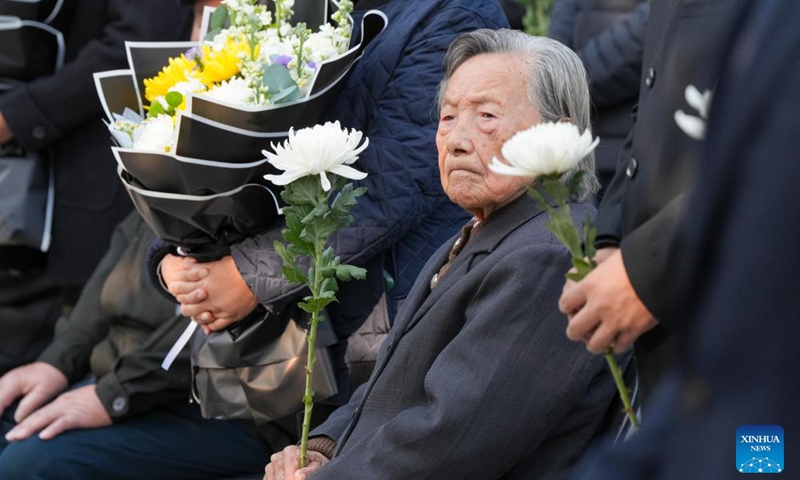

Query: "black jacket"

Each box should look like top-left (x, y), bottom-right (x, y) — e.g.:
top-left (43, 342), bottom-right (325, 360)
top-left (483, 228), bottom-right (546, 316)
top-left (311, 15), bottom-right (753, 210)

top-left (595, 0), bottom-right (741, 324)
top-left (37, 212), bottom-right (192, 421)
top-left (548, 0), bottom-right (649, 176)
top-left (0, 0), bottom-right (192, 286)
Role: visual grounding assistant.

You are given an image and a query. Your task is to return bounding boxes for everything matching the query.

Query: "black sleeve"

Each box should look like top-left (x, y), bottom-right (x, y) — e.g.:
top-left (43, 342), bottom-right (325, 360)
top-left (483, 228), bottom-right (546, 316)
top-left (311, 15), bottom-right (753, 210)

top-left (0, 0), bottom-right (192, 151)
top-left (94, 314), bottom-right (192, 422)
top-left (547, 0), bottom-right (579, 47)
top-left (575, 3), bottom-right (649, 109)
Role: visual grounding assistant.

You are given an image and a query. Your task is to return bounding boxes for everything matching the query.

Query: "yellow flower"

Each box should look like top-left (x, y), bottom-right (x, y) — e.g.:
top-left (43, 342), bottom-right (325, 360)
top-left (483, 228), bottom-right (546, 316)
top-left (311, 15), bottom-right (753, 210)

top-left (200, 36), bottom-right (255, 86)
top-left (143, 55), bottom-right (198, 103)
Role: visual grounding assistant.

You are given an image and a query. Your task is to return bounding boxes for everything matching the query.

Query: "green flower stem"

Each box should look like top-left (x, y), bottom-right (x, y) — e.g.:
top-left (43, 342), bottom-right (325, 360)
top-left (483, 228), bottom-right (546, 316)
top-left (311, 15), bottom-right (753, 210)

top-left (299, 184), bottom-right (327, 468)
top-left (299, 244), bottom-right (324, 468)
top-left (605, 348), bottom-right (640, 430)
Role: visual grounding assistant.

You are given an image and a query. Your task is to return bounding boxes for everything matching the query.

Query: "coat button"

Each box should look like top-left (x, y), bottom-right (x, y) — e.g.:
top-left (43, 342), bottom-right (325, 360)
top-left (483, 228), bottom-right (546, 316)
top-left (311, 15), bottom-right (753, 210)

top-left (429, 272), bottom-right (439, 290)
top-left (626, 158), bottom-right (639, 178)
top-left (625, 157), bottom-right (639, 178)
top-left (32, 126), bottom-right (47, 140)
top-left (645, 68), bottom-right (655, 88)
top-left (112, 396), bottom-right (128, 413)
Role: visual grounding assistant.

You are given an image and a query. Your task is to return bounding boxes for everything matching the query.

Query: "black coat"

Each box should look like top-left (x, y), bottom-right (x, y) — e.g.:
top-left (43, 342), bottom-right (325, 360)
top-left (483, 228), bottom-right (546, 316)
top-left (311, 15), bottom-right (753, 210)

top-left (595, 0), bottom-right (742, 321)
top-left (0, 0), bottom-right (192, 286)
top-left (548, 0), bottom-right (649, 177)
top-left (576, 2), bottom-right (800, 478)
top-left (592, 0), bottom-right (742, 394)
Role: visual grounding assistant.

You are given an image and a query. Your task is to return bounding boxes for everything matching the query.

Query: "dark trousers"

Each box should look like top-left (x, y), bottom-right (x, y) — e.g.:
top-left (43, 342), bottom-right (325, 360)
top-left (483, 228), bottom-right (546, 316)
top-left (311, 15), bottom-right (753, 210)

top-left (0, 399), bottom-right (274, 480)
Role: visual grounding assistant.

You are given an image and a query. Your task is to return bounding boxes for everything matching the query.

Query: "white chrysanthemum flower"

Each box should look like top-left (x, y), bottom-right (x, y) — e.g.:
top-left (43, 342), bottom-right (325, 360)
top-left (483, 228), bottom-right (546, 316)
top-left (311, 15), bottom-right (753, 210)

top-left (203, 77), bottom-right (254, 105)
top-left (263, 121), bottom-right (369, 191)
top-left (132, 115), bottom-right (176, 152)
top-left (167, 78), bottom-right (206, 101)
top-left (674, 84), bottom-right (713, 140)
top-left (488, 122), bottom-right (599, 179)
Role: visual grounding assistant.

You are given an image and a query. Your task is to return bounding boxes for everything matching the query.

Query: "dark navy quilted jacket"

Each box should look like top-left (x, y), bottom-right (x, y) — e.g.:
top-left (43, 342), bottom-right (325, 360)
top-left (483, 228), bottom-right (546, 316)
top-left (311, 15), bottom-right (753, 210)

top-left (231, 0), bottom-right (510, 328)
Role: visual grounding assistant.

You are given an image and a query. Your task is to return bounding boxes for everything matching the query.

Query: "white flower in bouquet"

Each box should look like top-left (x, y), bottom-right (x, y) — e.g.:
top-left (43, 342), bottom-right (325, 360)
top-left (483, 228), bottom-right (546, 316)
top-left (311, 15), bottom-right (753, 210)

top-left (132, 115), bottom-right (176, 152)
top-left (263, 121), bottom-right (369, 191)
top-left (204, 77), bottom-right (254, 105)
top-left (488, 122), bottom-right (599, 179)
top-left (304, 31), bottom-right (342, 62)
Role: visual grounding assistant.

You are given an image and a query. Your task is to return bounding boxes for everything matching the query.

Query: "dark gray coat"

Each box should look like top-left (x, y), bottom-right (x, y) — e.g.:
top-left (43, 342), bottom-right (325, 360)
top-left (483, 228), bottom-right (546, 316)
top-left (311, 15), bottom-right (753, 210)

top-left (312, 195), bottom-right (625, 480)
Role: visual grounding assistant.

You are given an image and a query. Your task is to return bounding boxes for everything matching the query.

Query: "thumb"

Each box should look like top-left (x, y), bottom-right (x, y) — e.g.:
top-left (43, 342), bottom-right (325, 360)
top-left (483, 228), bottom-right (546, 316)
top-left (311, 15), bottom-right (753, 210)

top-left (14, 388), bottom-right (52, 423)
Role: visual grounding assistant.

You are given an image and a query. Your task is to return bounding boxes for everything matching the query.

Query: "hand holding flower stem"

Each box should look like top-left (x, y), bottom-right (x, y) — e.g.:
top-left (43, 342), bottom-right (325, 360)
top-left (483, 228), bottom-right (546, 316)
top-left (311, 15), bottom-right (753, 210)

top-left (489, 122), bottom-right (639, 432)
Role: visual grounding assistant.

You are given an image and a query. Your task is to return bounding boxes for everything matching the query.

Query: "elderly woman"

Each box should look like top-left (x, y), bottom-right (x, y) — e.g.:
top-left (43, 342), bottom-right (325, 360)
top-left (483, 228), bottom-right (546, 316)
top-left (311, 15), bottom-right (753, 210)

top-left (265, 29), bottom-right (623, 480)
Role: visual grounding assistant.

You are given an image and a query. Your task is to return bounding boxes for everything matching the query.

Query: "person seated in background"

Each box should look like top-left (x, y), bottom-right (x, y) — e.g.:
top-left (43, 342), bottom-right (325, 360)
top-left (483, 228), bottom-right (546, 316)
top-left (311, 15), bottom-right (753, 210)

top-left (0, 214), bottom-right (290, 480)
top-left (153, 0), bottom-right (510, 422)
top-left (264, 29), bottom-right (628, 480)
top-left (0, 2), bottom-right (297, 478)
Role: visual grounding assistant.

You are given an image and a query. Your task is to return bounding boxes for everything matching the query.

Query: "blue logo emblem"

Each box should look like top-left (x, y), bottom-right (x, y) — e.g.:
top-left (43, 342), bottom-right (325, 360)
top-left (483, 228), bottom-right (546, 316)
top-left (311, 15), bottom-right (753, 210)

top-left (737, 425), bottom-right (784, 474)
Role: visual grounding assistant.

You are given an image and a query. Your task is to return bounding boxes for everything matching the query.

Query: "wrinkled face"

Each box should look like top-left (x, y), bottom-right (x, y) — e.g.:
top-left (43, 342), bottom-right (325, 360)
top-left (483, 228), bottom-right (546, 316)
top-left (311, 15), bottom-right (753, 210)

top-left (437, 53), bottom-right (541, 220)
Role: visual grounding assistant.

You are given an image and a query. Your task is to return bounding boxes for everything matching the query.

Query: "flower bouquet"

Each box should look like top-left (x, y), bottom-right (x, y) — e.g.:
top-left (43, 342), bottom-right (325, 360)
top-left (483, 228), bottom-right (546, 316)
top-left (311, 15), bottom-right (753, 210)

top-left (93, 0), bottom-right (387, 258)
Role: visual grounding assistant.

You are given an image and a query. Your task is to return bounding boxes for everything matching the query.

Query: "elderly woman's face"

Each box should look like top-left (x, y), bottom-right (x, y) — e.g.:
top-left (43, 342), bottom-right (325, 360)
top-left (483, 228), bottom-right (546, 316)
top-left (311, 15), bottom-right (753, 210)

top-left (437, 53), bottom-right (540, 220)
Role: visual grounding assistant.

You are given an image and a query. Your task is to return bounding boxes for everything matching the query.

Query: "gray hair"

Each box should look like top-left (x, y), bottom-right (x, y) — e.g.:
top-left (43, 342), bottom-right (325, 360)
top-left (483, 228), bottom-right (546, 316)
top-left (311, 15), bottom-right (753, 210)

top-left (437, 29), bottom-right (599, 201)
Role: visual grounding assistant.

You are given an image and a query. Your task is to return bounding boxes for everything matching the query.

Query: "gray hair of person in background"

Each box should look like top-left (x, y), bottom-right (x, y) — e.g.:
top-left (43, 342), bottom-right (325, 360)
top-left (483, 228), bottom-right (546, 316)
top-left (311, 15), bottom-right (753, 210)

top-left (437, 29), bottom-right (600, 202)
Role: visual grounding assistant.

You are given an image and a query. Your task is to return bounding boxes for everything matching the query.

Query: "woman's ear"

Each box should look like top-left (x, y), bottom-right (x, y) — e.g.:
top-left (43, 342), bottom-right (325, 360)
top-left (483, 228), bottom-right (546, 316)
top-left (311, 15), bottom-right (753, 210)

top-left (558, 117), bottom-right (572, 124)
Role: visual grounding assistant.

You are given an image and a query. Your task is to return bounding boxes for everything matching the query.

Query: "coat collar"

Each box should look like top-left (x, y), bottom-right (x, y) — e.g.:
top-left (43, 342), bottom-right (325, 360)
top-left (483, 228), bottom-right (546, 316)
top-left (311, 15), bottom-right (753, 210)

top-left (390, 194), bottom-right (547, 342)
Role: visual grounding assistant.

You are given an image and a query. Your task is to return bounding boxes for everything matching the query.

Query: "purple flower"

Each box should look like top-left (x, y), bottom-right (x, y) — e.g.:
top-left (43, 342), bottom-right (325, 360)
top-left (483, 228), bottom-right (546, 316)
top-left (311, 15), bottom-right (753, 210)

top-left (184, 46), bottom-right (202, 62)
top-left (273, 54), bottom-right (293, 68)
top-left (307, 61), bottom-right (317, 71)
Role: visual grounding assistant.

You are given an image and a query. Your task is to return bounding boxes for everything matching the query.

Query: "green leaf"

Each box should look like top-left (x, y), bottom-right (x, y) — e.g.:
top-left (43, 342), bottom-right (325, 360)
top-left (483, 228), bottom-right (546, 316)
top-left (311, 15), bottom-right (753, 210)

top-left (209, 5), bottom-right (229, 30)
top-left (271, 85), bottom-right (300, 104)
top-left (301, 203), bottom-right (329, 224)
top-left (281, 265), bottom-right (307, 284)
top-left (320, 277), bottom-right (339, 294)
top-left (335, 264), bottom-right (367, 282)
top-left (282, 177), bottom-right (318, 206)
top-left (299, 296), bottom-right (337, 313)
top-left (262, 64), bottom-right (301, 103)
top-left (318, 266), bottom-right (336, 278)
top-left (165, 91), bottom-right (183, 108)
top-left (148, 101), bottom-right (165, 118)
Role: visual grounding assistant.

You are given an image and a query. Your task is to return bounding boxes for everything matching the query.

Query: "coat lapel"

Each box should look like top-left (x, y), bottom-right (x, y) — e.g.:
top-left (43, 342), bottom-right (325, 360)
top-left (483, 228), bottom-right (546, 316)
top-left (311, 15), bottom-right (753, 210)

top-left (396, 195), bottom-right (547, 340)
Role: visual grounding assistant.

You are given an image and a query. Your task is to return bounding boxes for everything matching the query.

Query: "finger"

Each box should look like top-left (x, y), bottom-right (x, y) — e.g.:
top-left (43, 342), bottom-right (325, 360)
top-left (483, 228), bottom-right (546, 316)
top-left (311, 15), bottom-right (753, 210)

top-left (195, 311), bottom-right (214, 323)
top-left (270, 452), bottom-right (285, 478)
top-left (0, 378), bottom-right (22, 417)
top-left (206, 317), bottom-right (234, 332)
top-left (565, 306), bottom-right (601, 343)
top-left (181, 303), bottom-right (217, 319)
top-left (264, 462), bottom-right (274, 480)
top-left (38, 416), bottom-right (71, 440)
top-left (284, 446), bottom-right (301, 480)
top-left (179, 256), bottom-right (199, 268)
top-left (7, 407), bottom-right (57, 441)
top-left (558, 281), bottom-right (587, 316)
top-left (178, 265), bottom-right (208, 282)
top-left (296, 462), bottom-right (323, 480)
top-left (200, 324), bottom-right (212, 336)
top-left (169, 280), bottom-right (205, 297)
top-left (14, 389), bottom-right (51, 423)
top-left (585, 324), bottom-right (619, 354)
top-left (612, 331), bottom-right (637, 354)
top-left (175, 288), bottom-right (208, 305)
